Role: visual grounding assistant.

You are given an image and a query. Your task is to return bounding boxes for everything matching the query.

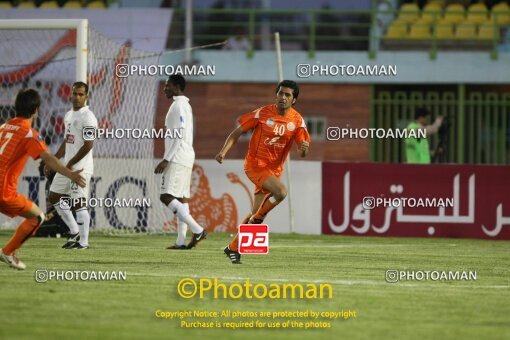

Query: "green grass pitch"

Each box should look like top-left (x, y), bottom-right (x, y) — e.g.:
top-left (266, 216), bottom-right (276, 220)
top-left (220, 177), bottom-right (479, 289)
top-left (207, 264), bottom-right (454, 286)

top-left (0, 231), bottom-right (508, 340)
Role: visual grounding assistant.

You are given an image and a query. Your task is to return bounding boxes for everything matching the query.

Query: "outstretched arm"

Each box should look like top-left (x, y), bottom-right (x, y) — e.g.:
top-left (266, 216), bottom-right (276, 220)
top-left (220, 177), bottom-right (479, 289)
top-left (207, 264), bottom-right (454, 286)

top-left (215, 125), bottom-right (245, 164)
top-left (40, 151), bottom-right (86, 188)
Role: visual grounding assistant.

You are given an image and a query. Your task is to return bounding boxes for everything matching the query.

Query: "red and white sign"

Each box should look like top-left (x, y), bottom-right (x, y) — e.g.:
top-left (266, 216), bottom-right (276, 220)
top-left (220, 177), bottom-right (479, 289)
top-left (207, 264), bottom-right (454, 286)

top-left (239, 224), bottom-right (269, 254)
top-left (322, 162), bottom-right (510, 240)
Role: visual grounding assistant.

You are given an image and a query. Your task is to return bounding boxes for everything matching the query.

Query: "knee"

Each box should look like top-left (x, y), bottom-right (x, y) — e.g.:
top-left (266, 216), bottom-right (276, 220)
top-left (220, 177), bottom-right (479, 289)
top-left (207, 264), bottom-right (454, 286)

top-left (273, 186), bottom-right (287, 202)
top-left (159, 194), bottom-right (169, 205)
top-left (160, 194), bottom-right (175, 206)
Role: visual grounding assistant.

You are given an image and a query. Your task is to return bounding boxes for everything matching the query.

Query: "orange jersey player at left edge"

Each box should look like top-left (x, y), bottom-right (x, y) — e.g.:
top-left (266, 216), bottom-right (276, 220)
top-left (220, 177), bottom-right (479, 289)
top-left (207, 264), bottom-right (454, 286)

top-left (215, 80), bottom-right (310, 264)
top-left (0, 89), bottom-right (86, 270)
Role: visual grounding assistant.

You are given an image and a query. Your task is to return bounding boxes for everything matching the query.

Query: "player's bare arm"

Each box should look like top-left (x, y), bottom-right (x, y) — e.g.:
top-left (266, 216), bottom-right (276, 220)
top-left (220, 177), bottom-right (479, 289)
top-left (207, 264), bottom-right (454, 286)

top-left (215, 125), bottom-right (245, 164)
top-left (66, 140), bottom-right (93, 169)
top-left (39, 151), bottom-right (86, 188)
top-left (299, 141), bottom-right (309, 157)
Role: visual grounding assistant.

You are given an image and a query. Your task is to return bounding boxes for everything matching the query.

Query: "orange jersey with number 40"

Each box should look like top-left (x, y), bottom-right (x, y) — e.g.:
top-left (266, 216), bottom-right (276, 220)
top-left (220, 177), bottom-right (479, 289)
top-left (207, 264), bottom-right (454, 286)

top-left (239, 104), bottom-right (310, 174)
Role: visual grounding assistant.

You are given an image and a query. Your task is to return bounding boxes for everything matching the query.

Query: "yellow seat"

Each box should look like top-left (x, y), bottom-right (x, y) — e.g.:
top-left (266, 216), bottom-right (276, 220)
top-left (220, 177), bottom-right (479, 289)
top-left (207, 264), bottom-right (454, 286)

top-left (86, 0), bottom-right (106, 8)
top-left (63, 1), bottom-right (84, 8)
top-left (478, 22), bottom-right (498, 41)
top-left (408, 21), bottom-right (432, 40)
top-left (454, 21), bottom-right (477, 40)
top-left (39, 1), bottom-right (60, 8)
top-left (17, 1), bottom-right (36, 8)
top-left (444, 4), bottom-right (465, 23)
top-left (491, 2), bottom-right (510, 25)
top-left (397, 3), bottom-right (420, 23)
top-left (466, 3), bottom-right (488, 23)
top-left (384, 21), bottom-right (408, 39)
top-left (427, 0), bottom-right (445, 6)
top-left (0, 2), bottom-right (13, 8)
top-left (435, 21), bottom-right (455, 39)
top-left (422, 3), bottom-right (442, 23)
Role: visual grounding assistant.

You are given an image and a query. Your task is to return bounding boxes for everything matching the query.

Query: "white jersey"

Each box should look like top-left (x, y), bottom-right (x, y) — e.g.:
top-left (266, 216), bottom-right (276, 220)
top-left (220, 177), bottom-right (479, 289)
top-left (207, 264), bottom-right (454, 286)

top-left (164, 95), bottom-right (195, 168)
top-left (63, 105), bottom-right (97, 174)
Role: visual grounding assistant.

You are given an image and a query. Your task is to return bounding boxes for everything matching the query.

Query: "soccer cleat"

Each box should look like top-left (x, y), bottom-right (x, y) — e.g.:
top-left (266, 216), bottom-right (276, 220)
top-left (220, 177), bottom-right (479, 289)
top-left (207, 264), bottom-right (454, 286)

top-left (0, 251), bottom-right (27, 270)
top-left (166, 244), bottom-right (188, 250)
top-left (224, 246), bottom-right (241, 264)
top-left (73, 244), bottom-right (89, 250)
top-left (187, 230), bottom-right (207, 249)
top-left (62, 233), bottom-right (80, 249)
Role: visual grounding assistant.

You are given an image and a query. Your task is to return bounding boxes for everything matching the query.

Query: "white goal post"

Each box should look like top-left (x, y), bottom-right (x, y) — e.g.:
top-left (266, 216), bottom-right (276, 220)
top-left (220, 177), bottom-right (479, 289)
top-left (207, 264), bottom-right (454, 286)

top-left (0, 19), bottom-right (88, 82)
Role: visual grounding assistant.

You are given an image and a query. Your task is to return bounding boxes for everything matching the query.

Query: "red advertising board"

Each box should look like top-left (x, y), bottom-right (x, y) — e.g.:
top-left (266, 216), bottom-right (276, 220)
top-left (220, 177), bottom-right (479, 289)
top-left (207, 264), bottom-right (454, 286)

top-left (322, 162), bottom-right (510, 240)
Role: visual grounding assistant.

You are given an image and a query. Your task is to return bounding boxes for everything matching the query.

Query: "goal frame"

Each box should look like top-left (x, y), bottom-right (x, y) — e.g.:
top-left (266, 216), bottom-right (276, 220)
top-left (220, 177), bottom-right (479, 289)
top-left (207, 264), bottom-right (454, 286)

top-left (0, 19), bottom-right (88, 82)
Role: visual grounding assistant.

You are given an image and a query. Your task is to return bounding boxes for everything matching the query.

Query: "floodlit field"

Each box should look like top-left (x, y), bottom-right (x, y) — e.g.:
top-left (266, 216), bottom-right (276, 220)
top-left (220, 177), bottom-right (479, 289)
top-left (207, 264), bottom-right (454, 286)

top-left (0, 231), bottom-right (508, 340)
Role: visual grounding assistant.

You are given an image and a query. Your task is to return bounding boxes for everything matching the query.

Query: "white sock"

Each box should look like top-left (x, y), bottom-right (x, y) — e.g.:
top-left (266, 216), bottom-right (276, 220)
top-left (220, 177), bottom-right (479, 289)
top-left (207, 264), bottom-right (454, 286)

top-left (54, 203), bottom-right (79, 234)
top-left (168, 200), bottom-right (204, 234)
top-left (176, 216), bottom-right (188, 246)
top-left (76, 208), bottom-right (90, 247)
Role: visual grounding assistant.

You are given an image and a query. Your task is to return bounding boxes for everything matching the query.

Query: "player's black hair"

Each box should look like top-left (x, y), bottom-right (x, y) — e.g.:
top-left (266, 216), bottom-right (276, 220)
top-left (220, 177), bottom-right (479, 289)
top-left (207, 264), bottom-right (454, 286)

top-left (415, 107), bottom-right (430, 120)
top-left (15, 89), bottom-right (41, 118)
top-left (72, 81), bottom-right (89, 94)
top-left (276, 80), bottom-right (299, 100)
top-left (168, 74), bottom-right (186, 91)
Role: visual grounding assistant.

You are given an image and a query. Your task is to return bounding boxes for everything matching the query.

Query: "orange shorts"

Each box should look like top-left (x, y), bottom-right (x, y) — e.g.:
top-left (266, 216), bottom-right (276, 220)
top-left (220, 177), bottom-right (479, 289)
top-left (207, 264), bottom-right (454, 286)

top-left (245, 166), bottom-right (281, 195)
top-left (0, 194), bottom-right (33, 218)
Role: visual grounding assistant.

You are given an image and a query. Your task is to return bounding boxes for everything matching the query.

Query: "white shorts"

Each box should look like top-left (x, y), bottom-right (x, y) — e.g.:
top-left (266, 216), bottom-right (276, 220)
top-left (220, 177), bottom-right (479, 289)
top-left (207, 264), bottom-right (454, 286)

top-left (160, 162), bottom-right (191, 198)
top-left (49, 172), bottom-right (92, 199)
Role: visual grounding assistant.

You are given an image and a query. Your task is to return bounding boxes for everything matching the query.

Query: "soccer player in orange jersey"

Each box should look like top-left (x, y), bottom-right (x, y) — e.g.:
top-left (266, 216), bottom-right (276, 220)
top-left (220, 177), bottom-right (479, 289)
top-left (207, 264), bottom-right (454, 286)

top-left (215, 80), bottom-right (310, 264)
top-left (0, 89), bottom-right (86, 270)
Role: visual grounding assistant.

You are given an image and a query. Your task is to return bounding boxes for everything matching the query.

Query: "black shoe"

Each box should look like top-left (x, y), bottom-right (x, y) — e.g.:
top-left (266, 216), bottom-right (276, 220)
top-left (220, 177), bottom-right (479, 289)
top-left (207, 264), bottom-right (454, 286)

top-left (224, 246), bottom-right (242, 264)
top-left (248, 218), bottom-right (264, 224)
top-left (187, 230), bottom-right (207, 249)
top-left (166, 244), bottom-right (188, 250)
top-left (62, 233), bottom-right (80, 249)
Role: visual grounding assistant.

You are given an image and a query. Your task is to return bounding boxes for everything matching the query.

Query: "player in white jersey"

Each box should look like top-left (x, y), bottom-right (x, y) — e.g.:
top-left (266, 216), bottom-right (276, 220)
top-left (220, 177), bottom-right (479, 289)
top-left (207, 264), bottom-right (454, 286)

top-left (45, 82), bottom-right (97, 250)
top-left (154, 75), bottom-right (206, 249)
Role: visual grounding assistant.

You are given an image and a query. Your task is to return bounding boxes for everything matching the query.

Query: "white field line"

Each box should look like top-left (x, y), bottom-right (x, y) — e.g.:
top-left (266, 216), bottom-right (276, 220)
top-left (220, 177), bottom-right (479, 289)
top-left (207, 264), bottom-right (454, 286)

top-left (127, 272), bottom-right (510, 289)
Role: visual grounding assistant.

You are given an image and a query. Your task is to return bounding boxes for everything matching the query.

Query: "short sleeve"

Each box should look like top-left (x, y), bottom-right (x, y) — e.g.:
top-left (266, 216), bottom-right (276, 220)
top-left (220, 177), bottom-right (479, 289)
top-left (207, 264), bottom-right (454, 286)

top-left (26, 131), bottom-right (48, 160)
top-left (294, 118), bottom-right (310, 145)
top-left (83, 111), bottom-right (98, 130)
top-left (238, 107), bottom-right (262, 132)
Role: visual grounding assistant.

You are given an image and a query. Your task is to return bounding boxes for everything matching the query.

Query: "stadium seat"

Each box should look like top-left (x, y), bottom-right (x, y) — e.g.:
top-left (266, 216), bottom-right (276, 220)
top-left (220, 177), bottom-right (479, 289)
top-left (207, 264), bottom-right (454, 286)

top-left (435, 21), bottom-right (454, 39)
top-left (491, 2), bottom-right (510, 25)
top-left (86, 0), bottom-right (106, 8)
top-left (384, 21), bottom-right (408, 39)
top-left (443, 4), bottom-right (466, 23)
top-left (63, 1), bottom-right (84, 8)
top-left (422, 3), bottom-right (443, 23)
top-left (427, 0), bottom-right (445, 6)
top-left (408, 21), bottom-right (432, 40)
top-left (454, 21), bottom-right (477, 40)
top-left (39, 1), bottom-right (59, 8)
top-left (16, 1), bottom-right (36, 8)
top-left (397, 3), bottom-right (420, 23)
top-left (466, 2), bottom-right (488, 24)
top-left (478, 22), bottom-right (498, 41)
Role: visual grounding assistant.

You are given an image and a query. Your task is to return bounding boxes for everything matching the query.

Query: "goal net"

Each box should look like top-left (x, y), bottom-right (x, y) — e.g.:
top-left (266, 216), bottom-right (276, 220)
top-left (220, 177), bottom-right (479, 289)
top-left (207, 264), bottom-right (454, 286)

top-left (0, 20), bottom-right (173, 234)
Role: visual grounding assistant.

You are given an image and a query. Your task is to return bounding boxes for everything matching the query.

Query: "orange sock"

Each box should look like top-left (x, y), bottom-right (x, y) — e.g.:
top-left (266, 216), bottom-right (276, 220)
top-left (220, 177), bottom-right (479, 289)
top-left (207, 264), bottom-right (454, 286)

top-left (229, 213), bottom-right (252, 252)
top-left (2, 218), bottom-right (40, 256)
top-left (229, 234), bottom-right (239, 252)
top-left (251, 194), bottom-right (279, 222)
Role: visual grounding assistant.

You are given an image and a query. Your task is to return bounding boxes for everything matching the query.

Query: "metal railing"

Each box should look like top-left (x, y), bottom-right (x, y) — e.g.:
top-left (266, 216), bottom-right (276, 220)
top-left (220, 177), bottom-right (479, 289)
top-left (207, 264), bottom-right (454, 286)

top-left (371, 86), bottom-right (510, 164)
top-left (170, 7), bottom-right (506, 59)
